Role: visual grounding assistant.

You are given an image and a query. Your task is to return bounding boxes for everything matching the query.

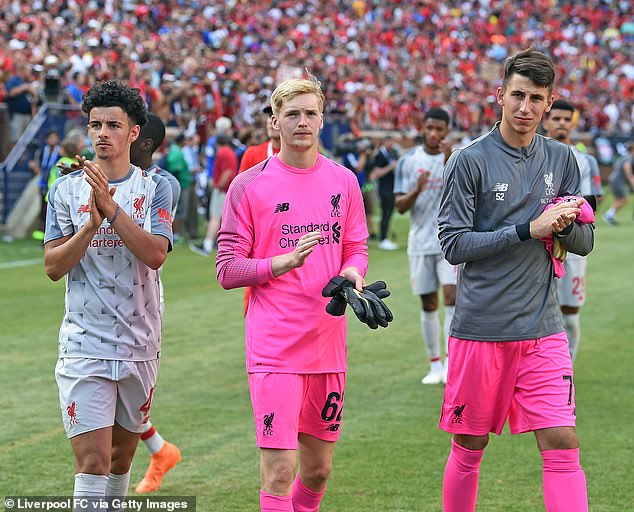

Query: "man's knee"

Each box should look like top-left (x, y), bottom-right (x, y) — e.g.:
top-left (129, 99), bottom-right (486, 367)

top-left (75, 447), bottom-right (110, 475)
top-left (262, 458), bottom-right (296, 494)
top-left (453, 433), bottom-right (489, 451)
top-left (300, 461), bottom-right (332, 489)
top-left (535, 427), bottom-right (579, 451)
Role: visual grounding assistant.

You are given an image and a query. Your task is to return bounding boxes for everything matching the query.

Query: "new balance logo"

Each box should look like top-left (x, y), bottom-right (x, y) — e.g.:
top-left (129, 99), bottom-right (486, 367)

top-left (493, 182), bottom-right (508, 202)
top-left (77, 204), bottom-right (90, 213)
top-left (325, 424), bottom-right (340, 432)
top-left (274, 203), bottom-right (290, 213)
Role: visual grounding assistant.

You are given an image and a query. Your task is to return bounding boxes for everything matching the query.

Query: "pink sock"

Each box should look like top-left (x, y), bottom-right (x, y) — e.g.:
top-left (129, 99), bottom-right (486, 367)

top-left (542, 448), bottom-right (588, 512)
top-left (260, 489), bottom-right (293, 512)
top-left (442, 438), bottom-right (483, 512)
top-left (292, 475), bottom-right (325, 512)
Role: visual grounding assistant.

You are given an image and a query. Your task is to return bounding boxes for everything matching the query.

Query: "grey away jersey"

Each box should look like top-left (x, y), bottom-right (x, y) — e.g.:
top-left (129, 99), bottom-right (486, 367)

top-left (393, 146), bottom-right (446, 255)
top-left (438, 125), bottom-right (594, 341)
top-left (568, 146), bottom-right (602, 262)
top-left (45, 166), bottom-right (174, 360)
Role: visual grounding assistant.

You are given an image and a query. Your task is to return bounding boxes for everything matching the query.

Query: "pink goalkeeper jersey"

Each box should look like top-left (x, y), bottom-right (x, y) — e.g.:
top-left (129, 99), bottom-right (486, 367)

top-left (216, 154), bottom-right (369, 373)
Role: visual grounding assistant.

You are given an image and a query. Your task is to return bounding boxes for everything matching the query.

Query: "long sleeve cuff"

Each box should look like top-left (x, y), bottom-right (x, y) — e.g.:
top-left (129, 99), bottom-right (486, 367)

top-left (515, 222), bottom-right (531, 242)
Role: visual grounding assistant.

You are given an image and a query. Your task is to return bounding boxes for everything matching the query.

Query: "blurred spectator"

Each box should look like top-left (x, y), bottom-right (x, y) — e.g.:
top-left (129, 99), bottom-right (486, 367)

top-left (604, 142), bottom-right (634, 225)
top-left (29, 128), bottom-right (61, 240)
top-left (190, 133), bottom-right (238, 256)
top-left (165, 133), bottom-right (191, 240)
top-left (238, 106), bottom-right (281, 173)
top-left (341, 136), bottom-right (378, 240)
top-left (183, 132), bottom-right (203, 238)
top-left (47, 129), bottom-right (86, 194)
top-left (370, 135), bottom-right (401, 250)
top-left (6, 63), bottom-right (37, 143)
top-left (0, 0), bottom-right (632, 141)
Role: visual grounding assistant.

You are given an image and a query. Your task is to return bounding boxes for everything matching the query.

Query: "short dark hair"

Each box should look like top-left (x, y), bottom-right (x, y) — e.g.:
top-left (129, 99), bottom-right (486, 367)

top-left (545, 99), bottom-right (575, 118)
top-left (81, 80), bottom-right (147, 127)
top-left (139, 113), bottom-right (166, 152)
top-left (502, 48), bottom-right (555, 92)
top-left (216, 134), bottom-right (230, 146)
top-left (424, 107), bottom-right (450, 125)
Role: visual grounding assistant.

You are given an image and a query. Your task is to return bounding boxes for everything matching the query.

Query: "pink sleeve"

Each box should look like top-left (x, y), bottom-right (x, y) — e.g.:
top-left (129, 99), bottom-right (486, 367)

top-left (216, 176), bottom-right (275, 289)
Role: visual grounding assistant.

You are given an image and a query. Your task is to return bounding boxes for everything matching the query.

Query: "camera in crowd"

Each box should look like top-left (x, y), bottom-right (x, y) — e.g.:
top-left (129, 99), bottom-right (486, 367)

top-left (43, 69), bottom-right (62, 102)
top-left (334, 135), bottom-right (374, 157)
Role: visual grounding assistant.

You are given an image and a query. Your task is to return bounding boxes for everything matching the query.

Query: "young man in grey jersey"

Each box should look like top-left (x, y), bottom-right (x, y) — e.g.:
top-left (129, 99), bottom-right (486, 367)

top-left (394, 108), bottom-right (456, 384)
top-left (44, 81), bottom-right (173, 510)
top-left (543, 99), bottom-right (602, 362)
top-left (438, 48), bottom-right (593, 512)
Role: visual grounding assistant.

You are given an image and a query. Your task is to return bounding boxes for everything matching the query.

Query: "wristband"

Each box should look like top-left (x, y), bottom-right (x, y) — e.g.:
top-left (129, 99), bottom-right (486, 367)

top-left (108, 205), bottom-right (121, 224)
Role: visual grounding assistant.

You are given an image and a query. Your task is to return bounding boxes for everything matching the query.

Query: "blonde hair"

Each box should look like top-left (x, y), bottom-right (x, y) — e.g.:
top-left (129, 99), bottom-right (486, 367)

top-left (270, 72), bottom-right (325, 115)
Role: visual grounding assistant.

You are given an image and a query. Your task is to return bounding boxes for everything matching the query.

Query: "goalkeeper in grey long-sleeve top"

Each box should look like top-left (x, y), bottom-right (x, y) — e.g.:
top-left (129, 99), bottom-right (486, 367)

top-left (437, 48), bottom-right (594, 512)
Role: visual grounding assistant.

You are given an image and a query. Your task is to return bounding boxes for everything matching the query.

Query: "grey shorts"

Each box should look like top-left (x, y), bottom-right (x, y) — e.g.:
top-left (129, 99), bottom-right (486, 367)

top-left (55, 357), bottom-right (159, 438)
top-left (208, 188), bottom-right (226, 219)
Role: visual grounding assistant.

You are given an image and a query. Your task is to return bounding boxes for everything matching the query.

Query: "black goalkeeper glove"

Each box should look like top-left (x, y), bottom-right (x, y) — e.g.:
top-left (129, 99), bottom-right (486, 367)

top-left (321, 276), bottom-right (394, 329)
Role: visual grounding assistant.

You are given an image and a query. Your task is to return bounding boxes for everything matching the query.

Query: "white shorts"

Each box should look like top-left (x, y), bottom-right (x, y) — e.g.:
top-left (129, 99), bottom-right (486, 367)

top-left (55, 357), bottom-right (159, 438)
top-left (208, 188), bottom-right (226, 219)
top-left (409, 253), bottom-right (457, 295)
top-left (557, 256), bottom-right (587, 307)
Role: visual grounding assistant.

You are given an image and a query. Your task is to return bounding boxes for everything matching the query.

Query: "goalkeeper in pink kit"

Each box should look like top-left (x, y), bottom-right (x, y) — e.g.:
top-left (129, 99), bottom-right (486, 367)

top-left (216, 75), bottom-right (392, 511)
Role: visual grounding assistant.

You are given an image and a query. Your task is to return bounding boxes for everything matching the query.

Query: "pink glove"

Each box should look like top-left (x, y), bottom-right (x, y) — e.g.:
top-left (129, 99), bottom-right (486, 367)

top-left (541, 196), bottom-right (594, 278)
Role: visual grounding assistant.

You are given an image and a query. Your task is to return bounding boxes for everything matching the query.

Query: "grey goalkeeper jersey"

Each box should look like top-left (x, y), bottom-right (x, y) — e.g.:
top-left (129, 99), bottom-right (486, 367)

top-left (45, 166), bottom-right (174, 360)
top-left (438, 125), bottom-right (594, 341)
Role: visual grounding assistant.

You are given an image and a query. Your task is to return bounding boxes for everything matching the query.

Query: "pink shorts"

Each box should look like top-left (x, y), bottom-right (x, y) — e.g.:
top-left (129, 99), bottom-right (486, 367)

top-left (248, 372), bottom-right (346, 449)
top-left (439, 331), bottom-right (576, 436)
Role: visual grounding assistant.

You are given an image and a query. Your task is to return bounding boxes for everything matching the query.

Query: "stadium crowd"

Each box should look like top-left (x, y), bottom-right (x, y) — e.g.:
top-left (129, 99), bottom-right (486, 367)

top-left (1, 0), bottom-right (633, 141)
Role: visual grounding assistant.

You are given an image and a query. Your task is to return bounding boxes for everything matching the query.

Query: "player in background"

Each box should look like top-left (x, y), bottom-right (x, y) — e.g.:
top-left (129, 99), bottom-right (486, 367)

top-left (604, 142), bottom-right (634, 225)
top-left (371, 134), bottom-right (400, 251)
top-left (394, 108), bottom-right (456, 385)
top-left (44, 81), bottom-right (173, 510)
top-left (129, 113), bottom-right (183, 493)
top-left (238, 105), bottom-right (281, 172)
top-left (438, 48), bottom-right (593, 512)
top-left (543, 99), bottom-right (602, 362)
top-left (216, 75), bottom-right (368, 512)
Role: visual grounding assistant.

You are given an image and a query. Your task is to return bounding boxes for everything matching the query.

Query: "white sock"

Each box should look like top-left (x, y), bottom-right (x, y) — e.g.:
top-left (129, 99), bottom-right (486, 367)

top-left (74, 473), bottom-right (108, 512)
top-left (605, 207), bottom-right (616, 219)
top-left (421, 310), bottom-right (441, 362)
top-left (141, 421), bottom-right (166, 455)
top-left (203, 238), bottom-right (213, 252)
top-left (563, 313), bottom-right (581, 362)
top-left (443, 305), bottom-right (455, 357)
top-left (430, 359), bottom-right (443, 373)
top-left (106, 470), bottom-right (131, 512)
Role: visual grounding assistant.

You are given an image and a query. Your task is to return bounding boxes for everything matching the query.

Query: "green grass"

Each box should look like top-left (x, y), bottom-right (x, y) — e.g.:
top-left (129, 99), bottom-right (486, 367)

top-left (1, 201), bottom-right (633, 511)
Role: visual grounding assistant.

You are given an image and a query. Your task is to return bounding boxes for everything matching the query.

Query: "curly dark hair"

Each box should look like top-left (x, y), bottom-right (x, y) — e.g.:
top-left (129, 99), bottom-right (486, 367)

top-left (81, 80), bottom-right (147, 127)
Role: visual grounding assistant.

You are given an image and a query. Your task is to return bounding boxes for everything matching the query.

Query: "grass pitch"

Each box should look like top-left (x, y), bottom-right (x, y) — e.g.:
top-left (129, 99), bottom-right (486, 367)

top-left (1, 203), bottom-right (633, 511)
